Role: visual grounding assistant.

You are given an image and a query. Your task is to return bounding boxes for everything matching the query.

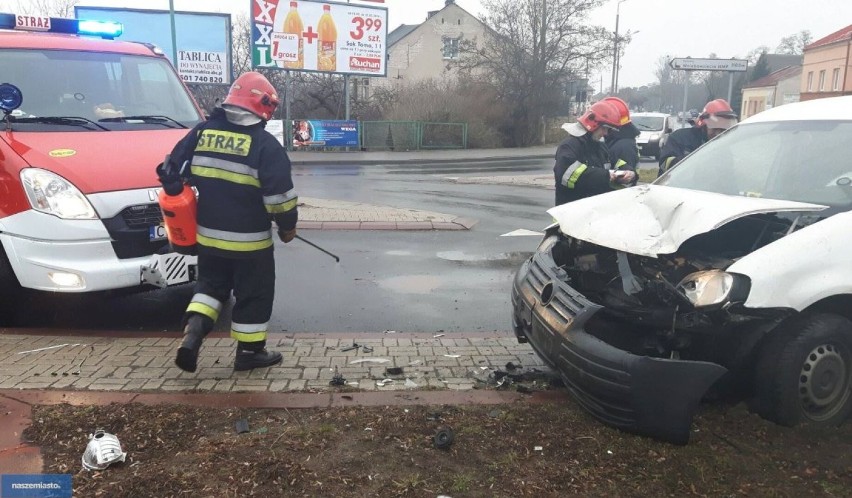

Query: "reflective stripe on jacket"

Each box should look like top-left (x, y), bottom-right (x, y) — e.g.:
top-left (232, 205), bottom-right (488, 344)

top-left (553, 133), bottom-right (612, 205)
top-left (169, 108), bottom-right (298, 258)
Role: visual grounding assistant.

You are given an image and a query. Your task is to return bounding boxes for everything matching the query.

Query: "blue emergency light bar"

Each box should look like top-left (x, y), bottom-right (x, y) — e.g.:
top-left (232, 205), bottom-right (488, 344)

top-left (0, 13), bottom-right (123, 39)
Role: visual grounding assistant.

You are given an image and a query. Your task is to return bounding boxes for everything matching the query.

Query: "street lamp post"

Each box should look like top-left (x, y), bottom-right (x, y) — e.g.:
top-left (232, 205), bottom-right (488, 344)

top-left (610, 0), bottom-right (627, 94)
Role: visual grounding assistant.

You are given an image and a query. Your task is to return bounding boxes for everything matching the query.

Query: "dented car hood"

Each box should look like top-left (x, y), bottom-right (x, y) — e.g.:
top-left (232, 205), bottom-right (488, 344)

top-left (548, 185), bottom-right (827, 258)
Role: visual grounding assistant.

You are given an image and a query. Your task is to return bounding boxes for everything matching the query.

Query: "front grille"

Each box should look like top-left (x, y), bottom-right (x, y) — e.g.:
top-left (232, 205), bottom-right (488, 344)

top-left (102, 203), bottom-right (168, 259)
top-left (120, 204), bottom-right (163, 229)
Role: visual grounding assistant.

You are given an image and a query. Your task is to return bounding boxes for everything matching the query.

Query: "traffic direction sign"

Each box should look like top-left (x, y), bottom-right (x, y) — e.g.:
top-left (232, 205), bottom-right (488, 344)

top-left (669, 57), bottom-right (748, 72)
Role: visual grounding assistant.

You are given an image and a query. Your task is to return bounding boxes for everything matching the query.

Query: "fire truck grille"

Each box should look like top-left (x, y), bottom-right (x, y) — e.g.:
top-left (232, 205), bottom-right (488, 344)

top-left (120, 204), bottom-right (163, 229)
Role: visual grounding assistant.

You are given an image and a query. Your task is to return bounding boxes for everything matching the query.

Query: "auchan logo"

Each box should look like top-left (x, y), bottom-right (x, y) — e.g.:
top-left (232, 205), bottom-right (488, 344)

top-left (349, 56), bottom-right (381, 72)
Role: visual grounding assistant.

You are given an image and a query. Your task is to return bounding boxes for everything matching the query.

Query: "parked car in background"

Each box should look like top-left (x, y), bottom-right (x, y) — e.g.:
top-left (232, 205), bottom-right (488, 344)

top-left (632, 112), bottom-right (675, 161)
top-left (512, 96), bottom-right (852, 444)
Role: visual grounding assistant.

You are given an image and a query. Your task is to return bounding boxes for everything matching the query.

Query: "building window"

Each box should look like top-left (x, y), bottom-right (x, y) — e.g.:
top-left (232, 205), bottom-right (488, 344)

top-left (833, 68), bottom-right (841, 91)
top-left (818, 70), bottom-right (826, 91)
top-left (442, 37), bottom-right (460, 59)
top-left (807, 71), bottom-right (813, 91)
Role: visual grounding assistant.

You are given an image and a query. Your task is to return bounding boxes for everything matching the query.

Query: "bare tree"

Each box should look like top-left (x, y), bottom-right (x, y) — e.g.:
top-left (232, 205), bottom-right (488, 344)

top-left (776, 30), bottom-right (812, 55)
top-left (457, 0), bottom-right (609, 146)
top-left (654, 56), bottom-right (675, 112)
top-left (12, 0), bottom-right (78, 16)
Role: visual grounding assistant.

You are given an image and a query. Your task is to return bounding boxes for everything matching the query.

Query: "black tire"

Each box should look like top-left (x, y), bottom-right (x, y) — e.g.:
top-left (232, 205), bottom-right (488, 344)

top-left (752, 313), bottom-right (852, 427)
top-left (0, 248), bottom-right (23, 326)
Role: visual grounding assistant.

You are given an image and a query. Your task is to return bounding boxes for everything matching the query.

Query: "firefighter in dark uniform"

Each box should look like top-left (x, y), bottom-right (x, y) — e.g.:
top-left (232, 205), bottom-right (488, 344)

top-left (554, 100), bottom-right (635, 205)
top-left (162, 72), bottom-right (298, 373)
top-left (658, 98), bottom-right (738, 176)
top-left (602, 96), bottom-right (640, 185)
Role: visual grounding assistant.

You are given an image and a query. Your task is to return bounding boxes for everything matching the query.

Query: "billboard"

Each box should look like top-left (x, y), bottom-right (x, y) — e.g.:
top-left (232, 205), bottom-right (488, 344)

top-left (74, 7), bottom-right (233, 84)
top-left (252, 0), bottom-right (388, 76)
top-left (293, 120), bottom-right (359, 147)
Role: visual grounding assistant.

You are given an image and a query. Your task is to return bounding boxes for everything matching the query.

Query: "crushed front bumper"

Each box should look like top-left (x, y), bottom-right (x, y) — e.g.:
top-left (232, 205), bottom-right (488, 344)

top-left (511, 253), bottom-right (727, 444)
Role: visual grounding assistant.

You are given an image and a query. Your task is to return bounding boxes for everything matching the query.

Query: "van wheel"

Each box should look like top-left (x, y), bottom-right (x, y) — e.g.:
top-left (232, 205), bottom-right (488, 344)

top-left (752, 314), bottom-right (852, 426)
top-left (0, 249), bottom-right (23, 326)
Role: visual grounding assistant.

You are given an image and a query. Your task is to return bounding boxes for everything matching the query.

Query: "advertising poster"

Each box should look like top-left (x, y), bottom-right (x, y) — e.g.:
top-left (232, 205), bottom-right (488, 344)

top-left (75, 7), bottom-right (233, 84)
top-left (293, 120), bottom-right (359, 147)
top-left (252, 0), bottom-right (388, 76)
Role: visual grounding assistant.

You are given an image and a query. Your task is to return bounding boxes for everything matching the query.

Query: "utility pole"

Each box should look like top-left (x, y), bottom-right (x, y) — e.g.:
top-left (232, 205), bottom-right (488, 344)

top-left (610, 0), bottom-right (627, 94)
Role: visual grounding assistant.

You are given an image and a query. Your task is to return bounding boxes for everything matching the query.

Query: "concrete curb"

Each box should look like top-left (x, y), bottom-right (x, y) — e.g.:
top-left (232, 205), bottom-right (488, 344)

top-left (296, 217), bottom-right (477, 231)
top-left (290, 153), bottom-right (556, 166)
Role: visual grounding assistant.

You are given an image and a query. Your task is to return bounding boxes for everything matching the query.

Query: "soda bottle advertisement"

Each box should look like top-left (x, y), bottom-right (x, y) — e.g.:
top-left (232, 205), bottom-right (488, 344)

top-left (278, 1), bottom-right (304, 69)
top-left (252, 0), bottom-right (387, 76)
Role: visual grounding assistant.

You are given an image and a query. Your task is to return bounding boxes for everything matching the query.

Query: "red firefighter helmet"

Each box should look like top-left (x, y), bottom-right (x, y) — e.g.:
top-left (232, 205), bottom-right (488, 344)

top-left (602, 96), bottom-right (631, 126)
top-left (223, 71), bottom-right (279, 120)
top-left (577, 101), bottom-right (622, 133)
top-left (696, 99), bottom-right (738, 129)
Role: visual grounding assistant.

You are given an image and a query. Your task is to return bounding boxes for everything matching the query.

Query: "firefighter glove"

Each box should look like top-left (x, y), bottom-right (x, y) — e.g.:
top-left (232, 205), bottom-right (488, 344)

top-left (156, 162), bottom-right (184, 196)
top-left (279, 228), bottom-right (297, 243)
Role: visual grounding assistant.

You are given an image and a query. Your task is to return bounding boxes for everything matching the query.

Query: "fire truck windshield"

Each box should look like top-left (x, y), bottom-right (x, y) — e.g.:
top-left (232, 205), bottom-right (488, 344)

top-left (2, 48), bottom-right (202, 130)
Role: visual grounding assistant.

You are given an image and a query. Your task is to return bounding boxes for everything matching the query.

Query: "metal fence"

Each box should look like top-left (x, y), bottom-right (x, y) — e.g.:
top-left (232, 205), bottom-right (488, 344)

top-left (360, 121), bottom-right (467, 151)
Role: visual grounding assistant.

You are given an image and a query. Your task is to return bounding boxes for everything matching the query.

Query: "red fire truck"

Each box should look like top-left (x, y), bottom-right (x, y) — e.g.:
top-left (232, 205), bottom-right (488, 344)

top-left (0, 13), bottom-right (203, 324)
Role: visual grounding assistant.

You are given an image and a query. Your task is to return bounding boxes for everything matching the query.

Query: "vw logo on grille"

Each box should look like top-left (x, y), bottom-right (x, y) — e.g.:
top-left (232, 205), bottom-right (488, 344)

top-left (148, 188), bottom-right (162, 201)
top-left (540, 281), bottom-right (554, 307)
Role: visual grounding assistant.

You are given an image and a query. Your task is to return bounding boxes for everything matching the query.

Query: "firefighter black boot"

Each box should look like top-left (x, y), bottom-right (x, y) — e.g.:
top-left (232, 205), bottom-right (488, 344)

top-left (175, 314), bottom-right (211, 373)
top-left (234, 341), bottom-right (283, 371)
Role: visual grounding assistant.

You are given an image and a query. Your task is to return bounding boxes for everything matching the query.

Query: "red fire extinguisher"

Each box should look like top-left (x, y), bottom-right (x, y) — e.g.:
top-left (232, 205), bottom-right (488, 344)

top-left (157, 154), bottom-right (197, 255)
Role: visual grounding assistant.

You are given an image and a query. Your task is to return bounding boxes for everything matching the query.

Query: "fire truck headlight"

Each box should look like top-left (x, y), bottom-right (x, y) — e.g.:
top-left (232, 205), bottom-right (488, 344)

top-left (20, 168), bottom-right (97, 219)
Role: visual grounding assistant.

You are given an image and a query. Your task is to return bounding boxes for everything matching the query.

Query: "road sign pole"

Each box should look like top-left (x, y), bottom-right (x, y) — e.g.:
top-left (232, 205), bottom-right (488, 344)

top-left (728, 72), bottom-right (734, 103)
top-left (682, 71), bottom-right (689, 127)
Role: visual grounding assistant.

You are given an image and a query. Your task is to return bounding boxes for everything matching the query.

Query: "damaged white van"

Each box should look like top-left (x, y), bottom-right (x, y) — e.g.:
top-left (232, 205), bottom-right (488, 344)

top-left (511, 96), bottom-right (852, 444)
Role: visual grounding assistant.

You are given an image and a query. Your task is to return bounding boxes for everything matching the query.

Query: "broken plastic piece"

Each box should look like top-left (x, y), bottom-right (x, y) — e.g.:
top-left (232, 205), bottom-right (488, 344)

top-left (341, 342), bottom-right (360, 352)
top-left (235, 419), bottom-right (250, 434)
top-left (433, 333), bottom-right (445, 338)
top-left (330, 372), bottom-right (346, 386)
top-left (376, 378), bottom-right (394, 387)
top-left (361, 345), bottom-right (374, 353)
top-left (404, 378), bottom-right (418, 388)
top-left (433, 427), bottom-right (455, 450)
top-left (81, 429), bottom-right (127, 471)
top-left (444, 354), bottom-right (461, 358)
top-left (385, 367), bottom-right (404, 376)
top-left (349, 358), bottom-right (391, 364)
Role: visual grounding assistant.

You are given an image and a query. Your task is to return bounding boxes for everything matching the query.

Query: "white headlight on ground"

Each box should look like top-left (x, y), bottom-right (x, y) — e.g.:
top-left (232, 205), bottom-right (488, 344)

top-left (677, 270), bottom-right (734, 307)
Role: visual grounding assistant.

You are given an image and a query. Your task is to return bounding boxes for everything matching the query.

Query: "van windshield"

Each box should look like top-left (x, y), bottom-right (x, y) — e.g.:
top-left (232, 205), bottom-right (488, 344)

top-left (2, 48), bottom-right (202, 130)
top-left (656, 120), bottom-right (852, 214)
top-left (632, 115), bottom-right (665, 131)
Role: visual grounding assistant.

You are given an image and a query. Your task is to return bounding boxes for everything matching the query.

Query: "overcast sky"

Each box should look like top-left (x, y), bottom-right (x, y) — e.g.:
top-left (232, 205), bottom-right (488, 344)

top-left (17, 0), bottom-right (852, 88)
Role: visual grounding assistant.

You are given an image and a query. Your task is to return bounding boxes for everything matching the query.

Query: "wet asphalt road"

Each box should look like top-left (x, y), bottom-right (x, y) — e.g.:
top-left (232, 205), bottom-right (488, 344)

top-left (15, 157), bottom-right (557, 334)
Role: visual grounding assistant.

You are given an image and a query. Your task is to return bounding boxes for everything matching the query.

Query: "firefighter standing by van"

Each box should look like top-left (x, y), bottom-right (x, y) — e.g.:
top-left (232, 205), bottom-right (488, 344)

top-left (160, 72), bottom-right (298, 373)
top-left (658, 98), bottom-right (738, 175)
top-left (554, 100), bottom-right (636, 205)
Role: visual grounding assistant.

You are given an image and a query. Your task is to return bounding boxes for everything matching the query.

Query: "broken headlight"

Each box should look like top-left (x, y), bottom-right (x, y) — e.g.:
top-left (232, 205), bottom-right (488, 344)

top-left (536, 234), bottom-right (559, 254)
top-left (677, 270), bottom-right (749, 308)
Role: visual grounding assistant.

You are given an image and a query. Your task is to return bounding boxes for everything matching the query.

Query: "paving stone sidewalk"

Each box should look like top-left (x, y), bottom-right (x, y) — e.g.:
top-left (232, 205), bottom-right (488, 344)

top-left (0, 332), bottom-right (551, 394)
